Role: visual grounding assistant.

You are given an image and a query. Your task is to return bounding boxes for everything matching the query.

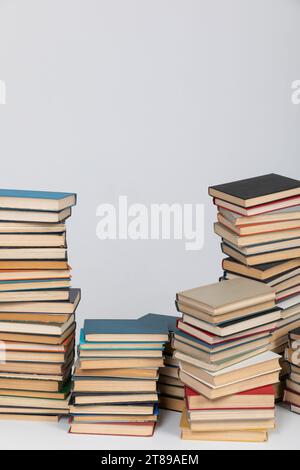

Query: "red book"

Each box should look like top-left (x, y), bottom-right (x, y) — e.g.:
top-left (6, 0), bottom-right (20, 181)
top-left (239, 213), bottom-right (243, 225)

top-left (185, 385), bottom-right (275, 410)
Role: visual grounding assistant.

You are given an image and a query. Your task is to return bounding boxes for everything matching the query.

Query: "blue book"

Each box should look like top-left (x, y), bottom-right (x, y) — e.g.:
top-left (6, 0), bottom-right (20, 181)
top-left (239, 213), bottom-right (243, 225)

top-left (83, 319), bottom-right (169, 342)
top-left (139, 313), bottom-right (179, 334)
top-left (0, 189), bottom-right (76, 212)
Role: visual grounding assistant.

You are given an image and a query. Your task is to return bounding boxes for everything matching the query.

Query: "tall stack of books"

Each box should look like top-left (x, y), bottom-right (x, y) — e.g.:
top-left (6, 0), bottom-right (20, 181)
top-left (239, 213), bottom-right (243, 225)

top-left (209, 174), bottom-right (300, 397)
top-left (283, 328), bottom-right (300, 414)
top-left (140, 314), bottom-right (184, 413)
top-left (174, 278), bottom-right (281, 442)
top-left (0, 189), bottom-right (79, 421)
top-left (69, 318), bottom-right (168, 437)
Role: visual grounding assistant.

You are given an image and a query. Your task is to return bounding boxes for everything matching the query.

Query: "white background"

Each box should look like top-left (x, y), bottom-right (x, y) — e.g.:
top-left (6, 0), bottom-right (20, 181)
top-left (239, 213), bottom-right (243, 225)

top-left (0, 0), bottom-right (300, 450)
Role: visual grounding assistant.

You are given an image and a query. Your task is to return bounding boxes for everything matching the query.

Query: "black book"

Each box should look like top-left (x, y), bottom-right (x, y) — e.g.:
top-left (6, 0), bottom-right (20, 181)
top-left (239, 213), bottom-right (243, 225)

top-left (209, 173), bottom-right (300, 208)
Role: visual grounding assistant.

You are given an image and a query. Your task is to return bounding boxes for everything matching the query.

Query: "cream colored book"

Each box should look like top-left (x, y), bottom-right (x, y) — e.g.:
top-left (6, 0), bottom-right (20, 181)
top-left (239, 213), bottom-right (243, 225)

top-left (179, 351), bottom-right (281, 387)
top-left (176, 278), bottom-right (275, 316)
top-left (215, 222), bottom-right (300, 247)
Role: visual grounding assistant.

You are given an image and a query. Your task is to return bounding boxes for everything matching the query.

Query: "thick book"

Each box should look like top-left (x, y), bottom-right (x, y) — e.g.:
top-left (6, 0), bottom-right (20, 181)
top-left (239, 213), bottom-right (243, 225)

top-left (209, 174), bottom-right (300, 208)
top-left (83, 319), bottom-right (169, 342)
top-left (176, 278), bottom-right (275, 316)
top-left (0, 189), bottom-right (76, 211)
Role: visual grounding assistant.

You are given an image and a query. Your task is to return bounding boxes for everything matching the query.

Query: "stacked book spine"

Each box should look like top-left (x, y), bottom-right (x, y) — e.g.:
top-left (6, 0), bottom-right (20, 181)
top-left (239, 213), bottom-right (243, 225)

top-left (0, 189), bottom-right (79, 421)
top-left (209, 174), bottom-right (300, 399)
top-left (283, 328), bottom-right (300, 414)
top-left (174, 278), bottom-right (281, 442)
top-left (69, 317), bottom-right (169, 437)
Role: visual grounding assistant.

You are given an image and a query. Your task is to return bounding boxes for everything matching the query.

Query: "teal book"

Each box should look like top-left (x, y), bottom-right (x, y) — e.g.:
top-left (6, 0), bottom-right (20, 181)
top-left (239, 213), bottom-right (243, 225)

top-left (83, 319), bottom-right (169, 342)
top-left (0, 189), bottom-right (76, 212)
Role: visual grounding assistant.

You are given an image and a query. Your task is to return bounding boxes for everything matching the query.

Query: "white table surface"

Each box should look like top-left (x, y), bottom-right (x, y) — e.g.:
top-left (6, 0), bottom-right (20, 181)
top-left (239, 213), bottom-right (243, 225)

top-left (0, 405), bottom-right (298, 450)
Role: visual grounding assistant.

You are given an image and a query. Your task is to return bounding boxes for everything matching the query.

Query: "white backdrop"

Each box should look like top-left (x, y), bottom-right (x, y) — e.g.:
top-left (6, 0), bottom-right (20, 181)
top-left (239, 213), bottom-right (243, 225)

top-left (0, 0), bottom-right (299, 449)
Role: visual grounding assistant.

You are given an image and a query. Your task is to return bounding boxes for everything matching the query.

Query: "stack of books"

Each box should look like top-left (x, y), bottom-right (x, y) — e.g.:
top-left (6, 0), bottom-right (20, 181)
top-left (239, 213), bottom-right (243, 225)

top-left (69, 318), bottom-right (169, 437)
top-left (174, 277), bottom-right (282, 442)
top-left (140, 314), bottom-right (184, 413)
top-left (0, 189), bottom-right (79, 421)
top-left (283, 328), bottom-right (300, 414)
top-left (209, 174), bottom-right (300, 397)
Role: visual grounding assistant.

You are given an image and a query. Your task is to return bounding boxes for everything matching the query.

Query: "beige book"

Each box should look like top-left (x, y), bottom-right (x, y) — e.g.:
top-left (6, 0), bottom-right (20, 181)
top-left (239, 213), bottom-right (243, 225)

top-left (72, 414), bottom-right (157, 423)
top-left (0, 314), bottom-right (74, 336)
top-left (179, 370), bottom-right (280, 400)
top-left (218, 213), bottom-right (300, 236)
top-left (69, 422), bottom-right (155, 437)
top-left (0, 233), bottom-right (66, 247)
top-left (177, 299), bottom-right (275, 324)
top-left (0, 248), bottom-right (67, 260)
top-left (69, 404), bottom-right (154, 415)
top-left (179, 351), bottom-right (281, 387)
top-left (176, 278), bottom-right (275, 316)
top-left (174, 336), bottom-right (270, 364)
top-left (0, 289), bottom-right (69, 303)
top-left (225, 247), bottom-right (300, 266)
top-left (74, 367), bottom-right (158, 380)
top-left (73, 379), bottom-right (157, 393)
top-left (0, 222), bottom-right (66, 233)
top-left (0, 414), bottom-right (60, 422)
top-left (222, 257), bottom-right (300, 281)
top-left (215, 222), bottom-right (300, 247)
top-left (79, 349), bottom-right (163, 358)
top-left (188, 408), bottom-right (275, 422)
top-left (219, 206), bottom-right (300, 226)
top-left (0, 395), bottom-right (70, 410)
top-left (78, 358), bottom-right (163, 370)
top-left (74, 393), bottom-right (158, 405)
top-left (181, 312), bottom-right (280, 337)
top-left (175, 346), bottom-right (269, 373)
